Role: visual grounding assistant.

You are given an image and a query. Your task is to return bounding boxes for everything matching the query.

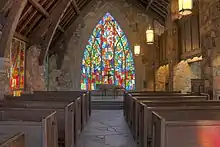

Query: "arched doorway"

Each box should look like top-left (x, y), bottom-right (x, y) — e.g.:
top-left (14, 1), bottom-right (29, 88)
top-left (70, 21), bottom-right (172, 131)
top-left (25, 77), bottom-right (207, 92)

top-left (81, 12), bottom-right (135, 90)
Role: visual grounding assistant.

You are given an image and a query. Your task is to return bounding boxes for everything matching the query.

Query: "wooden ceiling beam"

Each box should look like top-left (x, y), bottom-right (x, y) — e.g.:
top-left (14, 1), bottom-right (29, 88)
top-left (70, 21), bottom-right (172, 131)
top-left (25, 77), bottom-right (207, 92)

top-left (151, 3), bottom-right (167, 16)
top-left (163, 0), bottom-right (169, 5)
top-left (0, 0), bottom-right (13, 16)
top-left (0, 0), bottom-right (28, 57)
top-left (23, 0), bottom-right (53, 35)
top-left (0, 0), bottom-right (9, 12)
top-left (0, 23), bottom-right (29, 42)
top-left (58, 25), bottom-right (65, 33)
top-left (150, 6), bottom-right (166, 18)
top-left (146, 0), bottom-right (154, 11)
top-left (32, 0), bottom-right (71, 65)
top-left (78, 0), bottom-right (88, 9)
top-left (28, 0), bottom-right (50, 17)
top-left (28, 0), bottom-right (65, 33)
top-left (60, 9), bottom-right (75, 27)
top-left (59, 6), bottom-right (72, 26)
top-left (140, 0), bottom-right (165, 24)
top-left (71, 0), bottom-right (80, 14)
top-left (153, 0), bottom-right (168, 12)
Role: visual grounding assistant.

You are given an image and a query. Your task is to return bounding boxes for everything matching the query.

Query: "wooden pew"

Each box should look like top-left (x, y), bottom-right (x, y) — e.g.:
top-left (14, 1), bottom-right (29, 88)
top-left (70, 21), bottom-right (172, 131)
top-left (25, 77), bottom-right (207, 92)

top-left (21, 91), bottom-right (90, 125)
top-left (124, 91), bottom-right (181, 115)
top-left (127, 94), bottom-right (208, 121)
top-left (0, 132), bottom-right (25, 147)
top-left (139, 103), bottom-right (220, 147)
top-left (1, 99), bottom-right (78, 147)
top-left (123, 91), bottom-right (208, 122)
top-left (0, 108), bottom-right (57, 147)
top-left (7, 92), bottom-right (88, 128)
top-left (152, 108), bottom-right (220, 147)
top-left (126, 95), bottom-right (208, 133)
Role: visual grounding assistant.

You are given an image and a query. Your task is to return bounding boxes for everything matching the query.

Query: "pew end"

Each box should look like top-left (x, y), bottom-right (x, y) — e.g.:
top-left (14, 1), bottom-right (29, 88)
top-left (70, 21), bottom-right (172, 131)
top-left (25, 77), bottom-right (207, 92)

top-left (152, 110), bottom-right (220, 147)
top-left (0, 109), bottom-right (58, 147)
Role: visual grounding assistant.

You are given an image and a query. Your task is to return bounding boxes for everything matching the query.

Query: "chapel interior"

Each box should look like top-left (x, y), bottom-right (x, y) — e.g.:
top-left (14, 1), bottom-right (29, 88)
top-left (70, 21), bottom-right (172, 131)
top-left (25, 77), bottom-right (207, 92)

top-left (0, 0), bottom-right (219, 147)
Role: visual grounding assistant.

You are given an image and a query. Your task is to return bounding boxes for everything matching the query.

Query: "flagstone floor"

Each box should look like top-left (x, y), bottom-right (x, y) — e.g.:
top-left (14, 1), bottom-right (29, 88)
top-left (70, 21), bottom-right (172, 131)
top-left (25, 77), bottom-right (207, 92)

top-left (76, 110), bottom-right (137, 147)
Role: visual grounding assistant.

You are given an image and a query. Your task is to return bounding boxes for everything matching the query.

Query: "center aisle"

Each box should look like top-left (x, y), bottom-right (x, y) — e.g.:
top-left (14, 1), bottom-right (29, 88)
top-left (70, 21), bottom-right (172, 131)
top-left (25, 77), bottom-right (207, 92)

top-left (76, 110), bottom-right (137, 147)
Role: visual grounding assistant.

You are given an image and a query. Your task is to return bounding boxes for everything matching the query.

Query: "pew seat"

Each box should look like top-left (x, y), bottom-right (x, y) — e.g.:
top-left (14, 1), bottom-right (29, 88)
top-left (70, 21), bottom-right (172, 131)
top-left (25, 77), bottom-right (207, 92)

top-left (0, 132), bottom-right (25, 147)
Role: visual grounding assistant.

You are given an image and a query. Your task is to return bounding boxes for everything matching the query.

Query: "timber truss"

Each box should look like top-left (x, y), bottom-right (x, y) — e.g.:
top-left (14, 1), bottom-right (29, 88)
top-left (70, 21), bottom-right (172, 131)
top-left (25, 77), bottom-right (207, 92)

top-left (0, 0), bottom-right (169, 65)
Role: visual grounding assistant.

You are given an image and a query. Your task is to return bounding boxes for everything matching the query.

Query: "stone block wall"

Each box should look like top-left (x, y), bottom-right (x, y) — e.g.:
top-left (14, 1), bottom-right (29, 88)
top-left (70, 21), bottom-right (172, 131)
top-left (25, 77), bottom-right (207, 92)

top-left (173, 61), bottom-right (201, 93)
top-left (25, 45), bottom-right (46, 92)
top-left (199, 0), bottom-right (220, 99)
top-left (47, 55), bottom-right (60, 91)
top-left (155, 64), bottom-right (169, 91)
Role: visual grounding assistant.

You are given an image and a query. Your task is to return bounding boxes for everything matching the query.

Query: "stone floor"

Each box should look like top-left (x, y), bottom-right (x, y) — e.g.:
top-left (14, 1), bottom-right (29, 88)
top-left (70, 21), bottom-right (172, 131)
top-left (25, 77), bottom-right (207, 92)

top-left (76, 110), bottom-right (137, 147)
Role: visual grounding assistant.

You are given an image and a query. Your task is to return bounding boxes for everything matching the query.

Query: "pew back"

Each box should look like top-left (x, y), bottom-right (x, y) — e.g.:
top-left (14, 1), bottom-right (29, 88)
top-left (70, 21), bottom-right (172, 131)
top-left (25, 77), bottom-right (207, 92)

top-left (138, 101), bottom-right (220, 147)
top-left (32, 91), bottom-right (91, 118)
top-left (124, 93), bottom-right (209, 123)
top-left (127, 95), bottom-right (208, 136)
top-left (33, 91), bottom-right (85, 98)
top-left (136, 95), bottom-right (207, 100)
top-left (0, 100), bottom-right (76, 147)
top-left (152, 109), bottom-right (220, 147)
top-left (128, 91), bottom-right (181, 94)
top-left (7, 92), bottom-right (89, 126)
top-left (0, 108), bottom-right (57, 147)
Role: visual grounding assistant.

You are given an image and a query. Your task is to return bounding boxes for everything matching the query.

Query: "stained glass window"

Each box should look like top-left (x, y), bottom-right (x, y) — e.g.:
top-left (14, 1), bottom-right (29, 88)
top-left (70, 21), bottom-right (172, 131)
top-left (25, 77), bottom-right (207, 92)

top-left (10, 38), bottom-right (25, 96)
top-left (81, 13), bottom-right (135, 90)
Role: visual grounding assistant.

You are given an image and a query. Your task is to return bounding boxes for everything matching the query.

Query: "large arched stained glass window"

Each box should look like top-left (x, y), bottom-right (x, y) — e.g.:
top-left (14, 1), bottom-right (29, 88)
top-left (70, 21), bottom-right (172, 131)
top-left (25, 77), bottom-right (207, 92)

top-left (81, 12), bottom-right (135, 90)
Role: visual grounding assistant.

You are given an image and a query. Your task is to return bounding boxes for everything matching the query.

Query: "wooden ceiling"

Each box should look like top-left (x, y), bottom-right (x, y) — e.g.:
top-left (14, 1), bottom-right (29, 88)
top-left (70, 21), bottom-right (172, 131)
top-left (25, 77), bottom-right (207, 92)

top-left (0, 0), bottom-right (89, 41)
top-left (140, 0), bottom-right (169, 22)
top-left (0, 0), bottom-right (170, 60)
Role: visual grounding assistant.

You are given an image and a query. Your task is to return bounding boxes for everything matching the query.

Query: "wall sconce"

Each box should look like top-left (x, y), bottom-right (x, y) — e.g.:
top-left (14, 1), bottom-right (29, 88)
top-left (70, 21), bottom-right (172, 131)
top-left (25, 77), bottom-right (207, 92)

top-left (134, 45), bottom-right (141, 56)
top-left (146, 27), bottom-right (154, 44)
top-left (178, 0), bottom-right (193, 16)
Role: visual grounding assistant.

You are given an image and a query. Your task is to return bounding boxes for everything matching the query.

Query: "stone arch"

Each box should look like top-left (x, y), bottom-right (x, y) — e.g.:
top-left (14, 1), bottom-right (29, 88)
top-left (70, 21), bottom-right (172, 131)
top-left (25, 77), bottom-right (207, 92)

top-left (64, 0), bottom-right (151, 90)
top-left (80, 12), bottom-right (136, 90)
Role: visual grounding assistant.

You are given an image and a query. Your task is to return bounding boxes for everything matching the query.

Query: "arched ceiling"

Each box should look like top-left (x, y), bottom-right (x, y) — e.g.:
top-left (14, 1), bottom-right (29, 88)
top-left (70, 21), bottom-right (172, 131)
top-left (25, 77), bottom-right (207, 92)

top-left (0, 0), bottom-right (170, 64)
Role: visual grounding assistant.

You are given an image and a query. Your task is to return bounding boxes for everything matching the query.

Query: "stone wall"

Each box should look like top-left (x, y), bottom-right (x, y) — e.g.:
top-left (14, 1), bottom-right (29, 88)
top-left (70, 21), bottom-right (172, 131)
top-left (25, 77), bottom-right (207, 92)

top-left (0, 31), bottom-right (10, 98)
top-left (155, 64), bottom-right (169, 91)
top-left (199, 0), bottom-right (220, 99)
top-left (56, 0), bottom-right (155, 90)
top-left (0, 57), bottom-right (10, 99)
top-left (26, 45), bottom-right (46, 92)
top-left (48, 55), bottom-right (60, 91)
top-left (173, 61), bottom-right (201, 93)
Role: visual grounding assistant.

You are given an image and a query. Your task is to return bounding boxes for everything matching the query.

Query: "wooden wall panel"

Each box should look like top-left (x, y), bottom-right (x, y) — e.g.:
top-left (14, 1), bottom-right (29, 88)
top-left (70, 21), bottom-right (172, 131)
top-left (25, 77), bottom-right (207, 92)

top-left (158, 30), bottom-right (168, 65)
top-left (191, 14), bottom-right (199, 50)
top-left (178, 2), bottom-right (200, 59)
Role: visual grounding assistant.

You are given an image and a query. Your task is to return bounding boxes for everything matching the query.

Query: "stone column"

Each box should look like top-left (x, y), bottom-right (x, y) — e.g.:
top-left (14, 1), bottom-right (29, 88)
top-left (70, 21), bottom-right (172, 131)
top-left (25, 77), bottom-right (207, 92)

top-left (199, 0), bottom-right (220, 99)
top-left (0, 57), bottom-right (10, 99)
top-left (167, 22), bottom-right (179, 92)
top-left (26, 45), bottom-right (46, 92)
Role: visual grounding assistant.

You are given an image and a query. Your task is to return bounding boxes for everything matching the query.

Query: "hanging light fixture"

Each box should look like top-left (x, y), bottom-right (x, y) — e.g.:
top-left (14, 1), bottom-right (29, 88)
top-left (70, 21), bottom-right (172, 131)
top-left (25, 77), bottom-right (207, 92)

top-left (178, 0), bottom-right (193, 16)
top-left (146, 26), bottom-right (154, 44)
top-left (134, 45), bottom-right (140, 56)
